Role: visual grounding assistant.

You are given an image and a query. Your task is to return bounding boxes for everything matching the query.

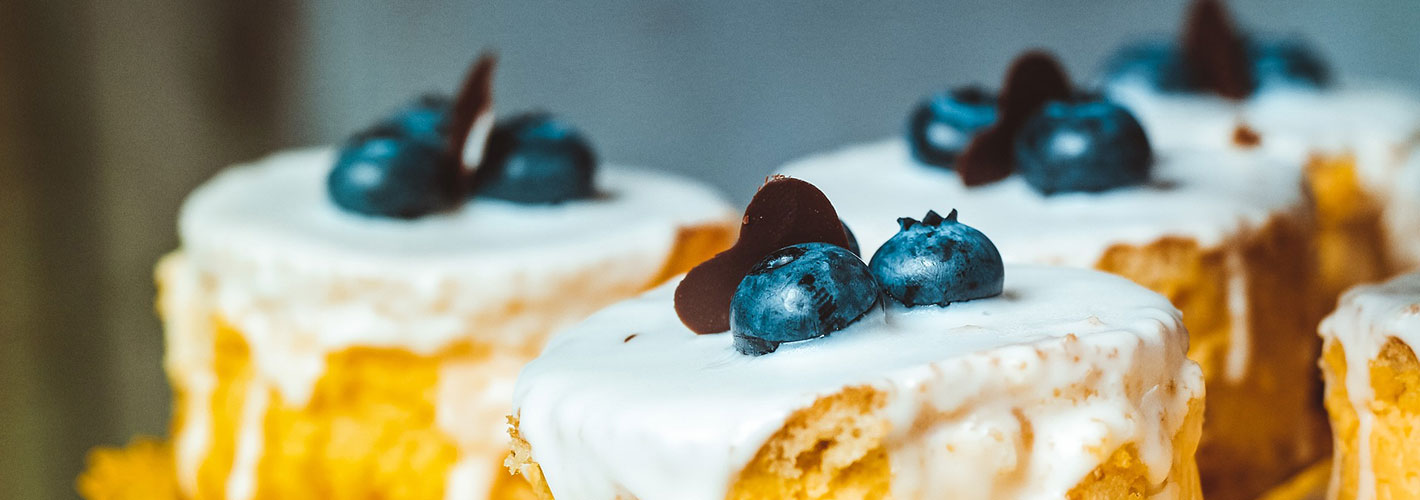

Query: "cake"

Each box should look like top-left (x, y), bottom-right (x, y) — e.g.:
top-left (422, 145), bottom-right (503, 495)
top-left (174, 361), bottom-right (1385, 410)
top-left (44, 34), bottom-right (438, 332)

top-left (1101, 0), bottom-right (1420, 294)
top-left (507, 177), bottom-right (1206, 499)
top-left (1319, 272), bottom-right (1420, 499)
top-left (778, 51), bottom-right (1324, 499)
top-left (77, 55), bottom-right (738, 500)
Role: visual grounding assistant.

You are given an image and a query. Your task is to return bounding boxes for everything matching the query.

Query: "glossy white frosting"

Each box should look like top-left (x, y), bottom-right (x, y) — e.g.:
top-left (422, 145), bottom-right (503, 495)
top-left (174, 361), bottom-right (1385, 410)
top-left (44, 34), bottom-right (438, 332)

top-left (777, 139), bottom-right (1304, 267)
top-left (1319, 272), bottom-right (1420, 499)
top-left (513, 265), bottom-right (1204, 500)
top-left (1108, 80), bottom-right (1420, 267)
top-left (1384, 151), bottom-right (1420, 271)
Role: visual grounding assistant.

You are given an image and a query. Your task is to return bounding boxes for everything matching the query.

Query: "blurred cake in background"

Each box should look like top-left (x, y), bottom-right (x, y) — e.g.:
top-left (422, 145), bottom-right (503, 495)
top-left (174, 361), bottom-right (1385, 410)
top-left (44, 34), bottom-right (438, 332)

top-left (779, 51), bottom-right (1324, 500)
top-left (1320, 272), bottom-right (1420, 500)
top-left (508, 178), bottom-right (1205, 499)
top-left (77, 55), bottom-right (737, 500)
top-left (1102, 0), bottom-right (1420, 295)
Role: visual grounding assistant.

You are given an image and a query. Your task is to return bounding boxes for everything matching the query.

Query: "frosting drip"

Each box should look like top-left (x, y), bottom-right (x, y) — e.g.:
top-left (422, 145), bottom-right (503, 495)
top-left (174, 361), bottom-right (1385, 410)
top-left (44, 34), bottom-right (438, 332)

top-left (513, 266), bottom-right (1203, 500)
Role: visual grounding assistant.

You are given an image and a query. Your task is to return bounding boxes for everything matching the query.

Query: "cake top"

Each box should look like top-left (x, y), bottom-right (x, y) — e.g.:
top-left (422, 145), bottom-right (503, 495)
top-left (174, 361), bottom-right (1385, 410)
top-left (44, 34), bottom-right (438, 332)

top-left (180, 148), bottom-right (730, 274)
top-left (779, 139), bottom-right (1300, 266)
top-left (513, 265), bottom-right (1196, 500)
top-left (180, 51), bottom-right (732, 277)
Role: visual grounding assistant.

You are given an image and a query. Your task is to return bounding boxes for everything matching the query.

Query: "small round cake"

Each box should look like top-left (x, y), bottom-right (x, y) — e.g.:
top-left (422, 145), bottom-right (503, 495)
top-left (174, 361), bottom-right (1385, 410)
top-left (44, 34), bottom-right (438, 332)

top-left (1101, 0), bottom-right (1420, 292)
top-left (77, 56), bottom-right (737, 500)
top-left (507, 181), bottom-right (1204, 499)
top-left (1319, 272), bottom-right (1420, 500)
top-left (780, 51), bottom-right (1323, 499)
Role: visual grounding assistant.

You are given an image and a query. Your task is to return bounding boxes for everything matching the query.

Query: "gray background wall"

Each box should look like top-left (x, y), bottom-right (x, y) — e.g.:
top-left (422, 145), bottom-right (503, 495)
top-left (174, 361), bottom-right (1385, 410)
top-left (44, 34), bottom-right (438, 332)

top-left (4, 1), bottom-right (1418, 498)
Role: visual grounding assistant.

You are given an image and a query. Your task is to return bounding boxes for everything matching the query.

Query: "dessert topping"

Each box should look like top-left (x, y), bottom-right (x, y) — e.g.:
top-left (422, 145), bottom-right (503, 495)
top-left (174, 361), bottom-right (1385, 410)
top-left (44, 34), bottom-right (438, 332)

top-left (906, 86), bottom-right (998, 169)
top-left (1013, 98), bottom-right (1153, 194)
top-left (472, 113), bottom-right (598, 204)
top-left (674, 177), bottom-right (853, 334)
top-left (956, 51), bottom-right (1072, 186)
top-left (730, 243), bottom-right (879, 355)
top-left (868, 210), bottom-right (1005, 306)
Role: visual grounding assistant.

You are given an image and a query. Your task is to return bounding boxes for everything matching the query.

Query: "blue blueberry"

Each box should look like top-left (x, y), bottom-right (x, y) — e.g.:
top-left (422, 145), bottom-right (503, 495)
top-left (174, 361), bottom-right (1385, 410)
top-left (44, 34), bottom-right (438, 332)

top-left (472, 113), bottom-right (597, 204)
top-left (371, 95), bottom-right (454, 149)
top-left (840, 219), bottom-right (861, 256)
top-left (1100, 40), bottom-right (1195, 92)
top-left (906, 86), bottom-right (998, 168)
top-left (328, 133), bottom-right (459, 218)
top-left (869, 210), bottom-right (1004, 307)
top-left (1249, 38), bottom-right (1330, 90)
top-left (730, 243), bottom-right (879, 356)
top-left (1014, 99), bottom-right (1152, 195)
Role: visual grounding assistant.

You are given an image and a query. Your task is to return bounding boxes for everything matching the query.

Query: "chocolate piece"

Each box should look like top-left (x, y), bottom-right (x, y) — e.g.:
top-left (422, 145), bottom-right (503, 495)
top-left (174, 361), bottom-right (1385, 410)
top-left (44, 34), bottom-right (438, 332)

top-left (1232, 123), bottom-right (1261, 147)
top-left (674, 177), bottom-right (852, 334)
top-left (1182, 0), bottom-right (1253, 99)
top-left (448, 52), bottom-right (498, 175)
top-left (957, 51), bottom-right (1072, 186)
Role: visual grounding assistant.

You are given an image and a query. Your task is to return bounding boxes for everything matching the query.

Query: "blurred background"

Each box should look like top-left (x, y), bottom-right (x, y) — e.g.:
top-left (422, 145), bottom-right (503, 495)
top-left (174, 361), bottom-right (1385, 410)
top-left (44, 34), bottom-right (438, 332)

top-left (3, 0), bottom-right (1418, 498)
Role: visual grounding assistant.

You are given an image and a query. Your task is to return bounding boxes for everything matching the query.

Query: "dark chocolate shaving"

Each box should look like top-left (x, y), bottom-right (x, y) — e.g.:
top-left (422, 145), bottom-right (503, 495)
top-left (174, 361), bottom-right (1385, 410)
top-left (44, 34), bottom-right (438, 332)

top-left (674, 177), bottom-right (852, 334)
top-left (1182, 0), bottom-right (1253, 99)
top-left (448, 52), bottom-right (498, 176)
top-left (956, 51), bottom-right (1072, 186)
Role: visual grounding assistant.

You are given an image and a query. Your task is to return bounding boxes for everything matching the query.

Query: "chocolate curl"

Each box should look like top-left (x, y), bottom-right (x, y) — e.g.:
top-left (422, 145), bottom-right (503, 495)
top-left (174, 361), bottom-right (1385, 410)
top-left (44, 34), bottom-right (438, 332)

top-left (956, 51), bottom-right (1072, 186)
top-left (448, 52), bottom-right (498, 176)
top-left (674, 176), bottom-right (852, 334)
top-left (1182, 0), bottom-right (1254, 99)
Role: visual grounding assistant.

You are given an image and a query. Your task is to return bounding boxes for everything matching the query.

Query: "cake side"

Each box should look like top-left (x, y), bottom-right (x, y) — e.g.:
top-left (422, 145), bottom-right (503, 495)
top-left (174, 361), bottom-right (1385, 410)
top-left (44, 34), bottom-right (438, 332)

top-left (510, 395), bottom-right (1205, 500)
top-left (1095, 212), bottom-right (1328, 500)
top-left (1320, 273), bottom-right (1420, 500)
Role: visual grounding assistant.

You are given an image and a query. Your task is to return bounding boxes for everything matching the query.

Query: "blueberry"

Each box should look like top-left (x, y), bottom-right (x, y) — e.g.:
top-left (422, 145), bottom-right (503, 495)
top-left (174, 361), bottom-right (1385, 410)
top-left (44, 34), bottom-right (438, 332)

top-left (906, 86), bottom-right (997, 168)
top-left (869, 210), bottom-right (1004, 307)
top-left (371, 95), bottom-right (454, 149)
top-left (1249, 38), bottom-right (1330, 90)
top-left (472, 113), bottom-right (597, 204)
top-left (730, 243), bottom-right (879, 356)
top-left (840, 219), bottom-right (861, 256)
top-left (328, 133), bottom-right (459, 218)
top-left (1100, 40), bottom-right (1195, 92)
top-left (1014, 99), bottom-right (1152, 195)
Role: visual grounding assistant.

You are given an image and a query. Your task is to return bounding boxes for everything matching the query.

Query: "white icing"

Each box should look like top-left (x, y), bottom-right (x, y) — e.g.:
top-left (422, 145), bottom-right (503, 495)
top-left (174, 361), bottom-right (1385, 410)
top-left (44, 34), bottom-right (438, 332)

top-left (444, 457), bottom-right (487, 500)
top-left (1108, 80), bottom-right (1420, 266)
top-left (178, 147), bottom-right (734, 405)
top-left (513, 266), bottom-right (1204, 500)
top-left (1319, 272), bottom-right (1420, 500)
top-left (1383, 151), bottom-right (1420, 271)
top-left (1224, 249), bottom-right (1251, 382)
top-left (226, 382), bottom-right (269, 500)
top-left (777, 139), bottom-right (1304, 266)
top-left (159, 255), bottom-right (215, 496)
